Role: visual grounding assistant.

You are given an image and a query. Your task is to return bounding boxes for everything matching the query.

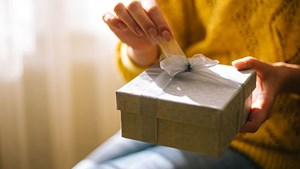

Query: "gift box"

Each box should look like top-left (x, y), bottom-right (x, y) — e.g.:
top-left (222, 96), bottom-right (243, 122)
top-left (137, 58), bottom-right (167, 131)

top-left (116, 62), bottom-right (255, 157)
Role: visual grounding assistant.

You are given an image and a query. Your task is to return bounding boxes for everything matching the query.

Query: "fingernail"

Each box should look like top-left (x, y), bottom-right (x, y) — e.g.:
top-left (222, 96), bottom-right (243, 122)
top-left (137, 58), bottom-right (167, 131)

top-left (148, 28), bottom-right (158, 39)
top-left (117, 22), bottom-right (127, 31)
top-left (102, 13), bottom-right (109, 22)
top-left (135, 27), bottom-right (144, 36)
top-left (162, 30), bottom-right (172, 41)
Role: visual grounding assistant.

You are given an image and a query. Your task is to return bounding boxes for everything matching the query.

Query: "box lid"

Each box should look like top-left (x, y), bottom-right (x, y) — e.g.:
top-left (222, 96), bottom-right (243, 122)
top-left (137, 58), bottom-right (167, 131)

top-left (116, 64), bottom-right (255, 129)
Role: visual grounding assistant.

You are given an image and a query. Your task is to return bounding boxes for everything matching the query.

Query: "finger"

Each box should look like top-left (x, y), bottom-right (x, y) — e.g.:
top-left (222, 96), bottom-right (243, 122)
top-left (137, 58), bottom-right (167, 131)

top-left (251, 87), bottom-right (274, 119)
top-left (114, 2), bottom-right (144, 36)
top-left (127, 1), bottom-right (159, 39)
top-left (240, 86), bottom-right (273, 133)
top-left (102, 12), bottom-right (128, 31)
top-left (142, 0), bottom-right (173, 41)
top-left (232, 56), bottom-right (267, 71)
top-left (240, 97), bottom-right (266, 133)
top-left (240, 107), bottom-right (267, 133)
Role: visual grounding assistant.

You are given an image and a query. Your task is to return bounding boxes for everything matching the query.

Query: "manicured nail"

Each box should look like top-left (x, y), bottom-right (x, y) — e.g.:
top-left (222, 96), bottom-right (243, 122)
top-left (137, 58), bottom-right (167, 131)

top-left (162, 30), bottom-right (172, 41)
top-left (148, 28), bottom-right (158, 39)
top-left (117, 22), bottom-right (127, 31)
top-left (135, 27), bottom-right (144, 36)
top-left (102, 13), bottom-right (109, 22)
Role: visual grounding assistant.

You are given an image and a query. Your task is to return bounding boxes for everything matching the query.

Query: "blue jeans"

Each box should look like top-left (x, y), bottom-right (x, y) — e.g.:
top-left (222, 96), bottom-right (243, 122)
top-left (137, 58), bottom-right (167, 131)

top-left (73, 131), bottom-right (260, 169)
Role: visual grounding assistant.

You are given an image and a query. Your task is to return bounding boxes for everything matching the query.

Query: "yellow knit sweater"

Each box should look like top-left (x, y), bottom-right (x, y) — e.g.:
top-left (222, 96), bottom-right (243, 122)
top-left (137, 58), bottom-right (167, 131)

top-left (115, 0), bottom-right (300, 168)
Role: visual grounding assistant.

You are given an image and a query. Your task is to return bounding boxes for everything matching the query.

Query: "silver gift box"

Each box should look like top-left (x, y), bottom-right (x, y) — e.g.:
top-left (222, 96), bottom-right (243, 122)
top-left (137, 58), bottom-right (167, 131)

top-left (116, 63), bottom-right (256, 157)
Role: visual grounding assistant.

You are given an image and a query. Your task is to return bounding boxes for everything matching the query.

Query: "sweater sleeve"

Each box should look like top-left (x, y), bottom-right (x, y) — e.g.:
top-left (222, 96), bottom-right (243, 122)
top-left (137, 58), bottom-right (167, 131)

top-left (115, 42), bottom-right (146, 82)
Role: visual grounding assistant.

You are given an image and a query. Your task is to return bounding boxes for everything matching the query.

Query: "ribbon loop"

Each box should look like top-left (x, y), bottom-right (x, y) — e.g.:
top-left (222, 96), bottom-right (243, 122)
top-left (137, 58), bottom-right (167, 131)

top-left (160, 54), bottom-right (219, 76)
top-left (189, 54), bottom-right (219, 70)
top-left (160, 54), bottom-right (239, 88)
top-left (160, 55), bottom-right (189, 76)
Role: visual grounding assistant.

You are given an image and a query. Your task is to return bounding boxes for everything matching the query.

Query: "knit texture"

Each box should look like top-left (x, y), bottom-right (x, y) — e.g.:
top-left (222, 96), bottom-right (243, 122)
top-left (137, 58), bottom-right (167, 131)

top-left (115, 0), bottom-right (300, 168)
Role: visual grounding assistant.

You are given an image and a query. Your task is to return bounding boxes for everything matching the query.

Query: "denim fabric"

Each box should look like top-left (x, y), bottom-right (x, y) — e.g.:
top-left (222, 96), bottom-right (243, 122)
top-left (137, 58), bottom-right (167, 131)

top-left (73, 131), bottom-right (260, 169)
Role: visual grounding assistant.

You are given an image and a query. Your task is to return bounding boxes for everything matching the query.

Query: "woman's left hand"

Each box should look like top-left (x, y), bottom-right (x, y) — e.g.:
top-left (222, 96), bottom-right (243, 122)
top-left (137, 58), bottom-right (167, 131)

top-left (232, 57), bottom-right (283, 132)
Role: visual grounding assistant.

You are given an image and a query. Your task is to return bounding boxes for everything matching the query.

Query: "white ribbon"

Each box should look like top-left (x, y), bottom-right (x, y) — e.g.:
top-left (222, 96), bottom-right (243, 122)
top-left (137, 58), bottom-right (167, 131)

top-left (160, 54), bottom-right (240, 88)
top-left (160, 54), bottom-right (219, 76)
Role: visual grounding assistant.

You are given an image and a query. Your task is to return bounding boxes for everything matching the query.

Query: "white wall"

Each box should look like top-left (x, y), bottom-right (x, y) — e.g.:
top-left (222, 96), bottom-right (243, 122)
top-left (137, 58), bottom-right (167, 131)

top-left (0, 0), bottom-right (125, 169)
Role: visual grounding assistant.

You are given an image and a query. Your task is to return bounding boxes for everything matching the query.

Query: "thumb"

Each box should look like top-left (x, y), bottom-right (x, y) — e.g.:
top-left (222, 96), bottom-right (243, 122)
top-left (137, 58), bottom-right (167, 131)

top-left (232, 56), bottom-right (266, 71)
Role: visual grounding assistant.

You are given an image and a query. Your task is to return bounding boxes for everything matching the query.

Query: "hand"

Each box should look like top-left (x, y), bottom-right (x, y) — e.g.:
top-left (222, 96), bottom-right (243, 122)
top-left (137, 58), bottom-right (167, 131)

top-left (232, 57), bottom-right (283, 132)
top-left (102, 0), bottom-right (173, 67)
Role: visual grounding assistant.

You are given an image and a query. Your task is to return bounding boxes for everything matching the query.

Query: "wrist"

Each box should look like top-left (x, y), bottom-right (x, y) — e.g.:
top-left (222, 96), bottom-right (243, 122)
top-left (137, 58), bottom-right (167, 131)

top-left (127, 45), bottom-right (160, 68)
top-left (274, 62), bottom-right (300, 94)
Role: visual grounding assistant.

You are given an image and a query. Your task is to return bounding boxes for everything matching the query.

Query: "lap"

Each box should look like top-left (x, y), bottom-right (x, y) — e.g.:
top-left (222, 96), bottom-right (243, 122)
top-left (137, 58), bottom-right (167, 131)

top-left (73, 132), bottom-right (260, 169)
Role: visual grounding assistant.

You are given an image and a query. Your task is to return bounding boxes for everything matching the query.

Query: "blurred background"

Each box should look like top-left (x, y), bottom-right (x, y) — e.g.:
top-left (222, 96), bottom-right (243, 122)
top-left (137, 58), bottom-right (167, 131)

top-left (0, 0), bottom-right (127, 168)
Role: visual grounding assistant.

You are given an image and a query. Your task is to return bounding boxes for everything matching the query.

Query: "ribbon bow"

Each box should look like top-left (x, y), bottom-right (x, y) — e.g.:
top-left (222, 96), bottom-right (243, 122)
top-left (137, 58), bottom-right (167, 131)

top-left (160, 54), bottom-right (219, 76)
top-left (160, 54), bottom-right (240, 88)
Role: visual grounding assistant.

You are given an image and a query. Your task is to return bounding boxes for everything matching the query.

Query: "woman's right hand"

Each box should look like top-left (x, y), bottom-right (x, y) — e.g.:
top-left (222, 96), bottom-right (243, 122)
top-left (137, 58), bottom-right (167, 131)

top-left (102, 0), bottom-right (173, 67)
